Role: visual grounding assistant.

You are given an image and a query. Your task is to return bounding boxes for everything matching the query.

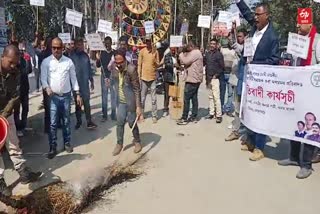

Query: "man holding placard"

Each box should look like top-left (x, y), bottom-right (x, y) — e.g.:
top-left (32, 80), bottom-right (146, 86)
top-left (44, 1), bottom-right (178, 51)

top-left (278, 10), bottom-right (320, 179)
top-left (236, 0), bottom-right (280, 161)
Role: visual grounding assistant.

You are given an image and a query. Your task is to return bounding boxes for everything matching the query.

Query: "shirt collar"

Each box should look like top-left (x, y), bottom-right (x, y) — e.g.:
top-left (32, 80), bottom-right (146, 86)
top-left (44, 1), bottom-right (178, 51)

top-left (52, 54), bottom-right (64, 62)
top-left (256, 23), bottom-right (269, 36)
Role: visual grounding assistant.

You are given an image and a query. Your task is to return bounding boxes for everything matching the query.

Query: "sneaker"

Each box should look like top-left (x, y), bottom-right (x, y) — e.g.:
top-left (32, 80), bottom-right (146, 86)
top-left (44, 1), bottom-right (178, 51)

top-left (46, 146), bottom-right (57, 159)
top-left (163, 111), bottom-right (169, 117)
top-left (225, 131), bottom-right (240, 142)
top-left (249, 149), bottom-right (265, 161)
top-left (312, 153), bottom-right (320, 163)
top-left (216, 117), bottom-right (223, 123)
top-left (18, 167), bottom-right (42, 185)
top-left (296, 168), bottom-right (312, 179)
top-left (64, 143), bottom-right (73, 153)
top-left (0, 178), bottom-right (12, 197)
top-left (75, 122), bottom-right (82, 130)
top-left (134, 143), bottom-right (142, 153)
top-left (152, 117), bottom-right (158, 124)
top-left (87, 121), bottom-right (98, 129)
top-left (278, 159), bottom-right (299, 166)
top-left (226, 112), bottom-right (234, 117)
top-left (112, 144), bottom-right (123, 156)
top-left (17, 130), bottom-right (24, 137)
top-left (188, 117), bottom-right (198, 123)
top-left (177, 118), bottom-right (188, 125)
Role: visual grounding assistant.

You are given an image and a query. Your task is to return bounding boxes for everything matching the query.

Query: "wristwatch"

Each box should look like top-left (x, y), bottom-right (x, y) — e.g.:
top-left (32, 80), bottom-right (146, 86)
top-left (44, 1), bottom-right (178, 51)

top-left (75, 91), bottom-right (80, 95)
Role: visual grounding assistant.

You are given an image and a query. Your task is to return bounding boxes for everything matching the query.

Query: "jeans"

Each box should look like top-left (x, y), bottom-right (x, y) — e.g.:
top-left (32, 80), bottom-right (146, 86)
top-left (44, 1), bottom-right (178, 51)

top-left (163, 82), bottom-right (173, 111)
top-left (14, 94), bottom-right (29, 131)
top-left (74, 93), bottom-right (91, 124)
top-left (219, 74), bottom-right (226, 111)
top-left (247, 130), bottom-right (266, 151)
top-left (182, 82), bottom-right (200, 120)
top-left (223, 74), bottom-right (234, 113)
top-left (116, 103), bottom-right (140, 145)
top-left (48, 93), bottom-right (72, 147)
top-left (207, 78), bottom-right (222, 117)
top-left (290, 141), bottom-right (315, 169)
top-left (101, 76), bottom-right (117, 118)
top-left (34, 68), bottom-right (40, 90)
top-left (141, 80), bottom-right (157, 118)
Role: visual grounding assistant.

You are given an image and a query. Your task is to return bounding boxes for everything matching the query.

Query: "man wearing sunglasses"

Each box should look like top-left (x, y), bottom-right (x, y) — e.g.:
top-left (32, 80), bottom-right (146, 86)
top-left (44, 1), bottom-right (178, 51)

top-left (41, 38), bottom-right (82, 159)
top-left (235, 0), bottom-right (280, 161)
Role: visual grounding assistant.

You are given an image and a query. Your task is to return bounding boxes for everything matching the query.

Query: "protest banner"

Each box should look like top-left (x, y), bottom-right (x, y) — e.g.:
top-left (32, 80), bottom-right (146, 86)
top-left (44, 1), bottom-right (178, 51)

top-left (65, 8), bottom-right (83, 28)
top-left (197, 15), bottom-right (211, 28)
top-left (144, 21), bottom-right (155, 34)
top-left (241, 64), bottom-right (320, 148)
top-left (85, 33), bottom-right (106, 51)
top-left (30, 0), bottom-right (45, 7)
top-left (98, 19), bottom-right (112, 34)
top-left (287, 32), bottom-right (310, 59)
top-left (218, 11), bottom-right (232, 24)
top-left (170, 35), bottom-right (183, 47)
top-left (58, 33), bottom-right (71, 44)
top-left (297, 8), bottom-right (312, 24)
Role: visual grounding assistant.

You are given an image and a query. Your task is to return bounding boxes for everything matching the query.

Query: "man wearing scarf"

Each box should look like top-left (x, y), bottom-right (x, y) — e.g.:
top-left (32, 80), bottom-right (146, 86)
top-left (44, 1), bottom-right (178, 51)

top-left (278, 17), bottom-right (320, 179)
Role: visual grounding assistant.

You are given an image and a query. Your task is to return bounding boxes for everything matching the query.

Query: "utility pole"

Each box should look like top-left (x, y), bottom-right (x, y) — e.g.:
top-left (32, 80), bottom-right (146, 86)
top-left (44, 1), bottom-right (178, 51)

top-left (72, 0), bottom-right (76, 38)
top-left (174, 0), bottom-right (177, 35)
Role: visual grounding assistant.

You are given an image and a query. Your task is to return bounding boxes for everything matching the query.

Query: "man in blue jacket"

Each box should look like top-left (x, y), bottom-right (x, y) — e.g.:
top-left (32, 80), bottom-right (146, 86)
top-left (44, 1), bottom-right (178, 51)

top-left (236, 0), bottom-right (280, 161)
top-left (70, 38), bottom-right (97, 130)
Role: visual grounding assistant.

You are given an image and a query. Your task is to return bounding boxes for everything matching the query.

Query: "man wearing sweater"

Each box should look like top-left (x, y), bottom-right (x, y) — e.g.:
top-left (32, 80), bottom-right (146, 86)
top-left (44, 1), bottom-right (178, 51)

top-left (177, 41), bottom-right (203, 125)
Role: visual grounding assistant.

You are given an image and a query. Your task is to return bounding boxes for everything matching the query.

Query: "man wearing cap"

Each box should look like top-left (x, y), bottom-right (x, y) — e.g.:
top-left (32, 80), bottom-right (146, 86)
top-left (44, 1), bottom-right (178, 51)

top-left (0, 45), bottom-right (42, 196)
top-left (278, 11), bottom-right (320, 179)
top-left (138, 35), bottom-right (160, 123)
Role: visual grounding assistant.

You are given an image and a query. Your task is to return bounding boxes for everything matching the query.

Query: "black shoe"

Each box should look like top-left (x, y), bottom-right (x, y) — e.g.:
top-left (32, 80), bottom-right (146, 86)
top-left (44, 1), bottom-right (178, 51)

top-left (46, 146), bottom-right (57, 159)
top-left (111, 110), bottom-right (116, 121)
top-left (18, 167), bottom-right (42, 185)
top-left (177, 118), bottom-right (188, 125)
top-left (205, 115), bottom-right (214, 120)
top-left (87, 121), bottom-right (98, 129)
top-left (0, 178), bottom-right (12, 197)
top-left (75, 122), bottom-right (82, 130)
top-left (216, 117), bottom-right (223, 124)
top-left (188, 117), bottom-right (198, 123)
top-left (64, 143), bottom-right (73, 153)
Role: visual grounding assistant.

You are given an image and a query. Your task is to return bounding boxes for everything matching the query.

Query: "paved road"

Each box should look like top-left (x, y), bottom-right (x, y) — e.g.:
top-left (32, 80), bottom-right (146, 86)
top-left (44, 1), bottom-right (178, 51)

top-left (85, 82), bottom-right (320, 214)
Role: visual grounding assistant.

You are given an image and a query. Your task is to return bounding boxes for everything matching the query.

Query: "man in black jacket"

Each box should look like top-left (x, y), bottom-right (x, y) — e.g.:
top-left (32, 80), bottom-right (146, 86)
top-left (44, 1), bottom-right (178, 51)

top-left (236, 0), bottom-right (280, 161)
top-left (204, 38), bottom-right (225, 123)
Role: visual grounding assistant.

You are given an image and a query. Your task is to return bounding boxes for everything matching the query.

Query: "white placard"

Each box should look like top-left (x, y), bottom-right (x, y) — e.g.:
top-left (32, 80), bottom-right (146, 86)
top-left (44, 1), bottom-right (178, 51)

top-left (241, 64), bottom-right (320, 148)
top-left (244, 37), bottom-right (254, 57)
top-left (218, 11), bottom-right (232, 24)
top-left (58, 33), bottom-right (71, 44)
top-left (287, 32), bottom-right (310, 59)
top-left (30, 0), bottom-right (45, 7)
top-left (314, 0), bottom-right (320, 3)
top-left (170, 35), bottom-right (183, 47)
top-left (144, 21), bottom-right (155, 34)
top-left (106, 31), bottom-right (118, 44)
top-left (232, 12), bottom-right (241, 27)
top-left (98, 19), bottom-right (112, 34)
top-left (85, 33), bottom-right (106, 51)
top-left (65, 8), bottom-right (83, 28)
top-left (197, 15), bottom-right (211, 28)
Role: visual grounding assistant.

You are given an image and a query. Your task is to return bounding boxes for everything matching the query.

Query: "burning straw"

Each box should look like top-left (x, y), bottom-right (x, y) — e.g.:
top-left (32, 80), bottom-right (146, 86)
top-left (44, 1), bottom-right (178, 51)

top-left (1, 162), bottom-right (142, 214)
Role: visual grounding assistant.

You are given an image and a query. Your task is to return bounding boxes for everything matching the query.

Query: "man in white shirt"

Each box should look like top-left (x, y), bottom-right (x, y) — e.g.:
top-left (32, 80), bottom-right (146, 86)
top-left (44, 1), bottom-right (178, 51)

top-left (236, 0), bottom-right (280, 161)
top-left (41, 38), bottom-right (82, 159)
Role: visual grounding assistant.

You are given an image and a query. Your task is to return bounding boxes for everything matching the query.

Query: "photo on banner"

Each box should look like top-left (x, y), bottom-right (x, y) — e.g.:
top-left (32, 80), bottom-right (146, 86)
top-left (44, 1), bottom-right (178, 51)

top-left (30, 0), bottom-right (45, 7)
top-left (241, 64), bottom-right (320, 148)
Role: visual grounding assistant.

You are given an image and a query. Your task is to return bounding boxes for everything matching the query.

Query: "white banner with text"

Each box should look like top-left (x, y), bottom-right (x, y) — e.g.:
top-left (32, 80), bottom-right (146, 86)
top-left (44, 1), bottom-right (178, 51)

top-left (241, 64), bottom-right (320, 148)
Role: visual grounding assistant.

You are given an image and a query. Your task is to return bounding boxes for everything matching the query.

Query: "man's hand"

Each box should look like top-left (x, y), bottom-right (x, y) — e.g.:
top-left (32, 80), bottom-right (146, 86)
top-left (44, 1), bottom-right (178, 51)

top-left (136, 107), bottom-right (144, 122)
top-left (104, 78), bottom-right (110, 87)
top-left (76, 95), bottom-right (83, 107)
top-left (96, 51), bottom-right (101, 61)
top-left (46, 87), bottom-right (53, 96)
